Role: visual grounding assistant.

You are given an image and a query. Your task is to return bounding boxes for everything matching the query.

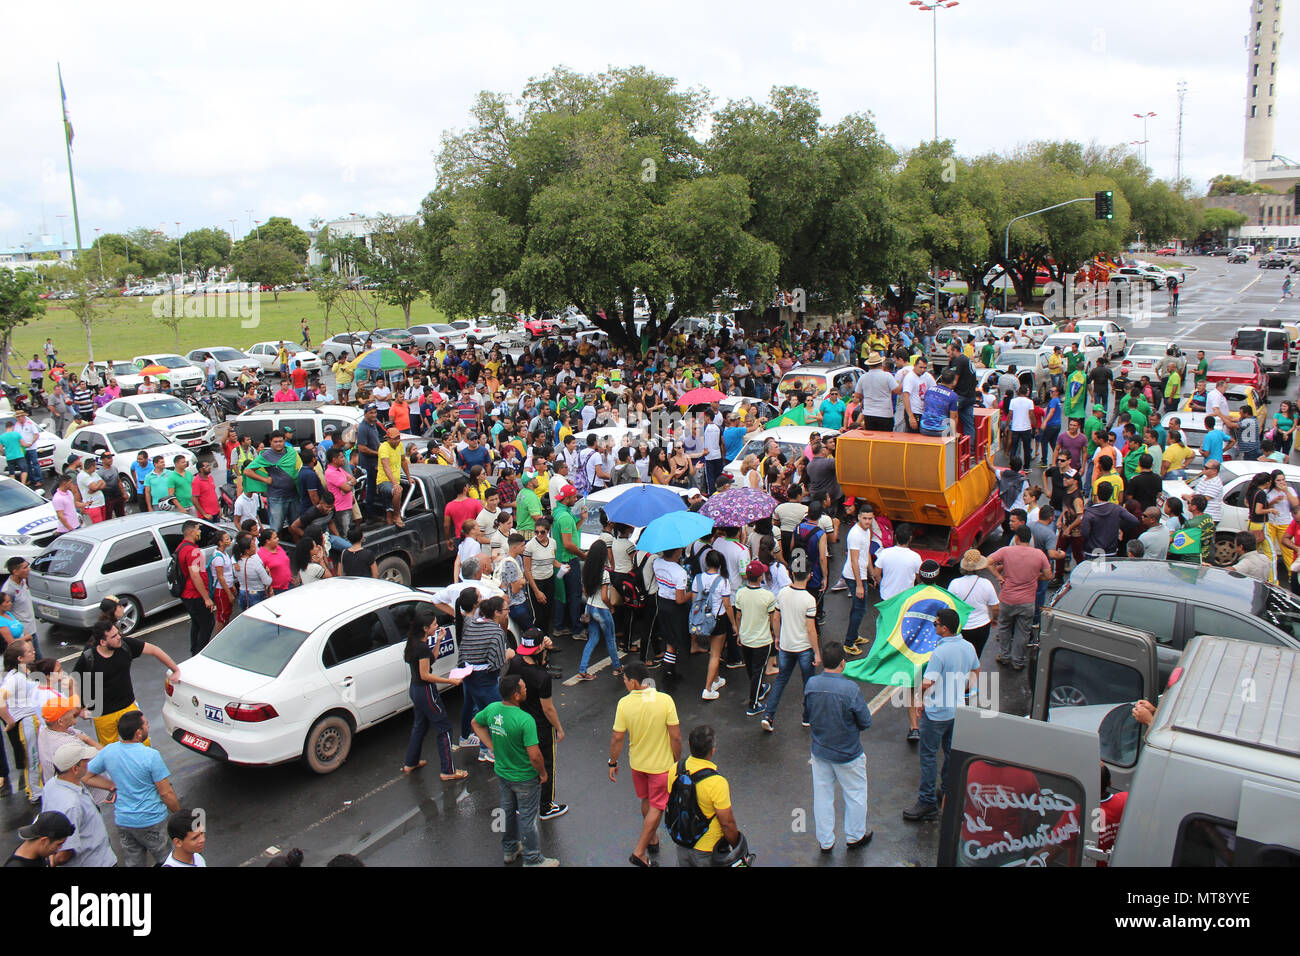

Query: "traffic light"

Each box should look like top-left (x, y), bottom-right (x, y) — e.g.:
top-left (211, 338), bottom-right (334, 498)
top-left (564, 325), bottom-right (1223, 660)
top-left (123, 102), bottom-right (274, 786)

top-left (1095, 190), bottom-right (1114, 220)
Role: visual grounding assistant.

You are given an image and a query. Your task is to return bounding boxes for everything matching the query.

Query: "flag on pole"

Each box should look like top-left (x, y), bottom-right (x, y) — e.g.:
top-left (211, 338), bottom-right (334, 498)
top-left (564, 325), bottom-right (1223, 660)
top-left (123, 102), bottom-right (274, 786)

top-left (843, 584), bottom-right (973, 688)
top-left (58, 64), bottom-right (73, 147)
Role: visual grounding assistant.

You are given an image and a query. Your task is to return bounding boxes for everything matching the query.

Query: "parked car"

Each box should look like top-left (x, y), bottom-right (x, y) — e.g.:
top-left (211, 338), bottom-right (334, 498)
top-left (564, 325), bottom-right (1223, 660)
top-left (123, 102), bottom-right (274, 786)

top-left (132, 354), bottom-right (204, 394)
top-left (1039, 333), bottom-right (1104, 372)
top-left (1120, 340), bottom-right (1187, 381)
top-left (0, 477), bottom-right (61, 582)
top-left (161, 577), bottom-right (519, 773)
top-left (244, 342), bottom-right (323, 374)
top-left (1155, 246), bottom-right (1177, 256)
top-left (1259, 252), bottom-right (1292, 269)
top-left (986, 349), bottom-right (1052, 398)
top-left (372, 329), bottom-right (416, 351)
top-left (1075, 320), bottom-right (1128, 359)
top-left (86, 361), bottom-right (147, 395)
top-left (30, 513), bottom-right (227, 635)
top-left (317, 333), bottom-right (373, 364)
top-left (56, 423), bottom-right (197, 500)
top-left (1205, 354), bottom-right (1270, 393)
top-left (229, 401), bottom-right (368, 448)
top-left (94, 394), bottom-right (216, 451)
top-left (776, 364), bottom-right (863, 404)
top-left (1228, 249), bottom-right (1251, 264)
top-left (1112, 266), bottom-right (1161, 290)
top-left (1231, 326), bottom-right (1290, 385)
top-left (723, 425), bottom-right (840, 480)
top-left (930, 324), bottom-right (996, 369)
top-left (990, 313), bottom-right (1056, 346)
top-left (1162, 461), bottom-right (1300, 565)
top-left (402, 326), bottom-right (450, 351)
top-left (578, 484), bottom-right (697, 550)
top-left (1178, 383), bottom-right (1267, 439)
top-left (184, 347), bottom-right (260, 386)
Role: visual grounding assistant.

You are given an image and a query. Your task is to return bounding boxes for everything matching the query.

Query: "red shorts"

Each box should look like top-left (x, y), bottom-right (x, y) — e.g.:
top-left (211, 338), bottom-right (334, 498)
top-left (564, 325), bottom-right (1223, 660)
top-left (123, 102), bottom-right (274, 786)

top-left (632, 769), bottom-right (670, 810)
top-left (86, 506), bottom-right (106, 524)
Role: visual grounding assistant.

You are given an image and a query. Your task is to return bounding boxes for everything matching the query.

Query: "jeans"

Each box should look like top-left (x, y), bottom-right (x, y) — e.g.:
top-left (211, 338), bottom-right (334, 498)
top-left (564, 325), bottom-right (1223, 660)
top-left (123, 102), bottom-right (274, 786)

top-left (119, 820), bottom-right (170, 867)
top-left (498, 777), bottom-right (544, 864)
top-left (239, 589), bottom-right (266, 610)
top-left (333, 509), bottom-right (353, 538)
top-left (24, 449), bottom-right (41, 485)
top-left (405, 682), bottom-right (454, 773)
top-left (917, 712), bottom-right (954, 807)
top-left (812, 752), bottom-right (868, 848)
top-left (268, 495), bottom-right (299, 532)
top-left (460, 669), bottom-right (501, 740)
top-left (361, 459), bottom-right (378, 514)
top-left (205, 374), bottom-right (217, 392)
top-left (1033, 579), bottom-right (1049, 626)
top-left (1010, 430), bottom-right (1034, 468)
top-left (763, 648), bottom-right (815, 725)
top-left (996, 601), bottom-right (1035, 665)
top-left (957, 398), bottom-right (976, 446)
top-left (580, 605), bottom-right (618, 673)
top-left (327, 533), bottom-right (349, 554)
top-left (180, 595), bottom-right (215, 655)
top-left (845, 585), bottom-right (870, 645)
top-left (1040, 425), bottom-right (1060, 462)
top-left (555, 559), bottom-right (583, 633)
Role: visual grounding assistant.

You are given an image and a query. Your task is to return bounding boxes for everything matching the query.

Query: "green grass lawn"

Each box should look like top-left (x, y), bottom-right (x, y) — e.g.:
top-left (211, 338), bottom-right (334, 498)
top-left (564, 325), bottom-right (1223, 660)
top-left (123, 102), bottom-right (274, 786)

top-left (13, 292), bottom-right (452, 369)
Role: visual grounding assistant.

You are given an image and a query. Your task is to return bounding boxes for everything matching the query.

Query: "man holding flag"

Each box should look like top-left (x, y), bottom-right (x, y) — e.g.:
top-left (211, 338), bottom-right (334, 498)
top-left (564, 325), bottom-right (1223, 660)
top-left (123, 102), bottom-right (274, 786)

top-left (903, 607), bottom-right (979, 823)
top-left (240, 431), bottom-right (302, 533)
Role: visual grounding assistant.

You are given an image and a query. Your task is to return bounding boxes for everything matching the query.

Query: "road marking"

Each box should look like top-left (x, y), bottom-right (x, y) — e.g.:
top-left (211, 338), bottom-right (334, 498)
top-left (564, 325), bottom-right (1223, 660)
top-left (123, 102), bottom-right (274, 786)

top-left (54, 614), bottom-right (188, 663)
top-left (868, 684), bottom-right (903, 715)
top-left (562, 653), bottom-right (617, 686)
top-left (1239, 275), bottom-right (1262, 295)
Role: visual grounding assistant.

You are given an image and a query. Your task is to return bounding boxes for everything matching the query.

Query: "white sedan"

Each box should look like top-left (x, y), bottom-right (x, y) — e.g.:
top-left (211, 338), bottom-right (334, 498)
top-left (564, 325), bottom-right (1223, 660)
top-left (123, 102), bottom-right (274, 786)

top-left (244, 342), bottom-right (323, 374)
top-left (184, 347), bottom-right (259, 386)
top-left (1162, 461), bottom-right (1300, 566)
top-left (578, 483), bottom-right (699, 550)
top-left (57, 423), bottom-right (197, 497)
top-left (0, 477), bottom-right (61, 573)
top-left (163, 578), bottom-right (514, 773)
top-left (1075, 320), bottom-right (1128, 359)
top-left (1121, 340), bottom-right (1188, 382)
top-left (132, 354), bottom-right (205, 393)
top-left (724, 425), bottom-right (839, 479)
top-left (94, 394), bottom-right (216, 450)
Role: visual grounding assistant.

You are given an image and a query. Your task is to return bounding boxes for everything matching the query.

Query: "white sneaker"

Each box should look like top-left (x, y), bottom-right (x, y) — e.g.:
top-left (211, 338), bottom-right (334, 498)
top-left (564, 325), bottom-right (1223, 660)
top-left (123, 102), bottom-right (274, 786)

top-left (701, 688), bottom-right (720, 701)
top-left (525, 856), bottom-right (560, 867)
top-left (456, 734), bottom-right (481, 749)
top-left (710, 677), bottom-right (726, 692)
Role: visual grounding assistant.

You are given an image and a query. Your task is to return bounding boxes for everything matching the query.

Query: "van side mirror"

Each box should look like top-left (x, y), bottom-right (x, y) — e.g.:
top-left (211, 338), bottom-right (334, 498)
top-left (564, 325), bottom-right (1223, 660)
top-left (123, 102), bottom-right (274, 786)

top-left (1098, 703), bottom-right (1143, 768)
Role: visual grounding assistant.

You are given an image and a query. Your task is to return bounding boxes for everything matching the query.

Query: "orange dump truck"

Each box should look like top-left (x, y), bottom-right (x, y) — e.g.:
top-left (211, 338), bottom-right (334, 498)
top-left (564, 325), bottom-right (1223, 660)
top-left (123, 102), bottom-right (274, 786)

top-left (835, 408), bottom-right (1004, 566)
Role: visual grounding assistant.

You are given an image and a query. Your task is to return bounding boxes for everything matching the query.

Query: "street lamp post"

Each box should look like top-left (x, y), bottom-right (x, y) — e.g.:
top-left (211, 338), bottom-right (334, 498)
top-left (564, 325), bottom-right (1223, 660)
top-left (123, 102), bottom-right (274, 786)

top-left (1132, 111), bottom-right (1156, 167)
top-left (93, 227), bottom-right (103, 282)
top-left (254, 220), bottom-right (261, 240)
top-left (176, 222), bottom-right (184, 291)
top-left (910, 0), bottom-right (960, 320)
top-left (246, 209), bottom-right (254, 236)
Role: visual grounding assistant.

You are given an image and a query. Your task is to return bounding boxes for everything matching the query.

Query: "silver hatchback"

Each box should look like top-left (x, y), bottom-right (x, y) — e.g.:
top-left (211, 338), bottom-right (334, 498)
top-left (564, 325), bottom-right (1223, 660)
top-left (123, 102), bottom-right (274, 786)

top-left (29, 513), bottom-right (228, 635)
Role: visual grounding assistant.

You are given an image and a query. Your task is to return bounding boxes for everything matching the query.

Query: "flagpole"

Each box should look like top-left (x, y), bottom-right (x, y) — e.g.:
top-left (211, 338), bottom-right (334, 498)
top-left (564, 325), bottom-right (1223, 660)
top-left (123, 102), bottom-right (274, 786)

top-left (58, 63), bottom-right (84, 259)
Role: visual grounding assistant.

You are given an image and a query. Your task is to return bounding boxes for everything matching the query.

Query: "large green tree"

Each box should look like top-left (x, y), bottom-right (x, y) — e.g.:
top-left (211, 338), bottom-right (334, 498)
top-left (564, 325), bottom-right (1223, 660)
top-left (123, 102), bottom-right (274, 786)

top-left (180, 228), bottom-right (233, 280)
top-left (1208, 174), bottom-right (1276, 196)
top-left (0, 271), bottom-right (47, 378)
top-left (247, 216), bottom-right (310, 259)
top-left (230, 239), bottom-right (301, 301)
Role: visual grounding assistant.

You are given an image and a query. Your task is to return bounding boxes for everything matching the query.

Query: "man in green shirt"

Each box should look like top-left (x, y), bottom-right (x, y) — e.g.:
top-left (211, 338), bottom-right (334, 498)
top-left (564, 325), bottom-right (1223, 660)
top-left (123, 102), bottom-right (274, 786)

top-left (1120, 397), bottom-right (1147, 435)
top-left (551, 484), bottom-right (586, 636)
top-left (1193, 350), bottom-right (1208, 386)
top-left (1121, 425), bottom-right (1145, 481)
top-left (980, 340), bottom-right (995, 369)
top-left (170, 456), bottom-right (195, 515)
top-left (144, 456), bottom-right (177, 510)
top-left (1163, 364), bottom-right (1182, 413)
top-left (1083, 405), bottom-right (1107, 457)
top-left (514, 472), bottom-right (544, 535)
top-left (472, 674), bottom-right (556, 867)
top-left (1065, 344), bottom-right (1086, 375)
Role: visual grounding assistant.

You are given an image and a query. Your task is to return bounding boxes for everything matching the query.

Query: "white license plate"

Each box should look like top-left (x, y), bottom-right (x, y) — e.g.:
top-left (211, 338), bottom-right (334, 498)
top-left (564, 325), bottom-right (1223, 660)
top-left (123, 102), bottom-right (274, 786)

top-left (180, 732), bottom-right (211, 753)
top-left (38, 457), bottom-right (53, 467)
top-left (37, 604), bottom-right (59, 619)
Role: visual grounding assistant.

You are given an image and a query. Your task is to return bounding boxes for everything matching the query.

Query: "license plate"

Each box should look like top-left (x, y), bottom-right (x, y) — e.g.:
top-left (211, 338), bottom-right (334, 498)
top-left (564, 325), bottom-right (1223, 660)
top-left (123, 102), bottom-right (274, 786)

top-left (38, 457), bottom-right (53, 467)
top-left (203, 704), bottom-right (224, 723)
top-left (186, 438), bottom-right (203, 447)
top-left (180, 732), bottom-right (211, 752)
top-left (38, 604), bottom-right (59, 619)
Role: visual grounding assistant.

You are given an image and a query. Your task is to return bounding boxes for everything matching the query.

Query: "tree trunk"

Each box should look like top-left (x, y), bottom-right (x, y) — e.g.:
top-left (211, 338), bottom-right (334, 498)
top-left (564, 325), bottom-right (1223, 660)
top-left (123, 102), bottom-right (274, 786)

top-left (82, 319), bottom-right (95, 364)
top-left (0, 335), bottom-right (12, 380)
top-left (403, 302), bottom-right (412, 328)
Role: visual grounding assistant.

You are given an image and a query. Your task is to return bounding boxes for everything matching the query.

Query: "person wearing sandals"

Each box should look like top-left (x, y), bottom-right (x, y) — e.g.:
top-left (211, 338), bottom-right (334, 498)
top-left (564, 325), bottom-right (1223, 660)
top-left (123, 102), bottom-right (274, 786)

top-left (577, 540), bottom-right (621, 681)
top-left (505, 629), bottom-right (568, 820)
top-left (693, 550), bottom-right (737, 702)
top-left (402, 607), bottom-right (467, 782)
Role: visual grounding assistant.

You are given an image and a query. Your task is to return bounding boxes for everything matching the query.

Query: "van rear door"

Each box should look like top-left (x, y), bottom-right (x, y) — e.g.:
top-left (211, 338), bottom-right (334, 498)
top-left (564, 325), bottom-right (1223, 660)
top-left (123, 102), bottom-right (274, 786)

top-left (937, 709), bottom-right (1100, 867)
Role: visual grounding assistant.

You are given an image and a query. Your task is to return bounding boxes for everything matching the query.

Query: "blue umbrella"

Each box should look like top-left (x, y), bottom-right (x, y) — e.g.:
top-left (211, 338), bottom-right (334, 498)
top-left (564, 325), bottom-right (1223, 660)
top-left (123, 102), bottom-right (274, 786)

top-left (601, 485), bottom-right (688, 527)
top-left (636, 511), bottom-right (715, 554)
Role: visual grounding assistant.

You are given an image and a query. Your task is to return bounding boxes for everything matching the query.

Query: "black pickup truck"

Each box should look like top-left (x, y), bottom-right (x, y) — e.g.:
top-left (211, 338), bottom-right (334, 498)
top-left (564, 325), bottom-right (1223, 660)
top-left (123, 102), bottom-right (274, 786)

top-left (353, 463), bottom-right (468, 586)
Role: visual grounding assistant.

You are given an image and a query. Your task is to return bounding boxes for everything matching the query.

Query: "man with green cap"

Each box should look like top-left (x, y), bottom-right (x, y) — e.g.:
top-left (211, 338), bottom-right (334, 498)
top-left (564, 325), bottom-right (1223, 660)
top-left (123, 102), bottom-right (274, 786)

top-left (515, 471), bottom-right (544, 535)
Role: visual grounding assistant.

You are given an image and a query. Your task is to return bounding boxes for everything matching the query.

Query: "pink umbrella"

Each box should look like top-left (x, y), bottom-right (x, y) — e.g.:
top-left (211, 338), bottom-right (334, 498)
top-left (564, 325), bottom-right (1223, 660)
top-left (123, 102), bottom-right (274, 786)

top-left (679, 387), bottom-right (727, 405)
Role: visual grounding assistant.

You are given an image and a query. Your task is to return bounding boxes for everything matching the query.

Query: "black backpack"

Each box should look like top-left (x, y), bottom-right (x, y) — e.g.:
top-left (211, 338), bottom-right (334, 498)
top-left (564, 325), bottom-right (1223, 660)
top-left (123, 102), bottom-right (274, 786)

top-left (664, 758), bottom-right (719, 848)
top-left (619, 554), bottom-right (650, 610)
top-left (165, 550), bottom-right (186, 598)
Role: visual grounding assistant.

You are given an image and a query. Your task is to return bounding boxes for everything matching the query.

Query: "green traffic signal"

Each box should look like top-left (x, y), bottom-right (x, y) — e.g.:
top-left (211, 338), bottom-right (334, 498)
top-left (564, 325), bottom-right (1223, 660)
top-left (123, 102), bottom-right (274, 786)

top-left (1095, 190), bottom-right (1114, 220)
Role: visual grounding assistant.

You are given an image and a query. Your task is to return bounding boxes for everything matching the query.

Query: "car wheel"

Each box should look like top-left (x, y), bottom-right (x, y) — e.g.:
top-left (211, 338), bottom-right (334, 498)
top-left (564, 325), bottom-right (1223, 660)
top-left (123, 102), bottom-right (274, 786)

top-left (116, 595), bottom-right (144, 636)
top-left (1049, 684), bottom-right (1088, 707)
top-left (302, 714), bottom-right (353, 774)
top-left (375, 556), bottom-right (412, 587)
top-left (119, 475), bottom-right (136, 501)
top-left (1211, 534), bottom-right (1237, 568)
top-left (322, 353), bottom-right (335, 364)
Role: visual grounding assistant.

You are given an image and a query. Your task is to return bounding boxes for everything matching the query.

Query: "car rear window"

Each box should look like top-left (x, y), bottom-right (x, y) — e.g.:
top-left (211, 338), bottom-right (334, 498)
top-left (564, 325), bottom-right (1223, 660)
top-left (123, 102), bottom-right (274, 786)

top-left (1236, 331), bottom-right (1267, 350)
top-left (992, 316), bottom-right (1020, 327)
top-left (201, 615), bottom-right (312, 678)
top-left (31, 538), bottom-right (94, 578)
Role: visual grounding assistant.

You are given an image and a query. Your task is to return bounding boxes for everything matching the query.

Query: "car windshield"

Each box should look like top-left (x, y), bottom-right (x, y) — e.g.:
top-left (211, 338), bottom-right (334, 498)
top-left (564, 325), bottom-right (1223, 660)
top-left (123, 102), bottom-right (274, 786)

top-left (112, 426), bottom-right (170, 452)
top-left (1128, 344), bottom-right (1168, 358)
top-left (0, 480), bottom-right (48, 518)
top-left (140, 398), bottom-right (193, 420)
top-left (209, 348), bottom-right (243, 361)
top-left (1210, 358), bottom-right (1255, 373)
top-left (1043, 337), bottom-right (1078, 350)
top-left (152, 356), bottom-right (190, 369)
top-left (200, 614), bottom-right (312, 678)
top-left (778, 374), bottom-right (827, 394)
top-left (1256, 588), bottom-right (1300, 641)
top-left (31, 537), bottom-right (94, 578)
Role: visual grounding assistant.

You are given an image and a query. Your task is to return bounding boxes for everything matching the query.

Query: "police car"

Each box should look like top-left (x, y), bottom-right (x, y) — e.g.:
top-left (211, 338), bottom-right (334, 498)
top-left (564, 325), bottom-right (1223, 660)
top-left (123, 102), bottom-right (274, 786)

top-left (94, 395), bottom-right (216, 451)
top-left (0, 476), bottom-right (61, 578)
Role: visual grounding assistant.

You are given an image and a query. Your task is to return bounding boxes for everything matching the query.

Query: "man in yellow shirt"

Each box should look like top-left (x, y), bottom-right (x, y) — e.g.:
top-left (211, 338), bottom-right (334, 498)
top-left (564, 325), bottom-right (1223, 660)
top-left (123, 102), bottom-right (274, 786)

top-left (666, 725), bottom-right (741, 867)
top-left (609, 663), bottom-right (682, 868)
top-left (376, 427), bottom-right (410, 527)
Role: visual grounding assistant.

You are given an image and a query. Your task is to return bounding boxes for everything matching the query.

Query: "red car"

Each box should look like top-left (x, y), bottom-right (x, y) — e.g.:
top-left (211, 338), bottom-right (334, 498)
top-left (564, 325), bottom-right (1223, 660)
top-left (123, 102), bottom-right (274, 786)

top-left (1205, 354), bottom-right (1268, 393)
top-left (1156, 247), bottom-right (1177, 256)
top-left (524, 317), bottom-right (556, 337)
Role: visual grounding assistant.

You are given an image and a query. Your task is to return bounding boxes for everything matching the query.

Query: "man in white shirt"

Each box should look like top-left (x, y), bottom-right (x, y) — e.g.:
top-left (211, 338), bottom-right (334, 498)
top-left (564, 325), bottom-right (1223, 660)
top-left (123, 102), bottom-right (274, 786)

top-left (1007, 385), bottom-right (1036, 470)
top-left (901, 358), bottom-right (936, 434)
top-left (761, 566), bottom-right (820, 734)
top-left (703, 418), bottom-right (723, 494)
top-left (854, 353), bottom-right (901, 431)
top-left (1205, 380), bottom-right (1232, 427)
top-left (161, 809), bottom-right (207, 867)
top-left (234, 490), bottom-right (262, 527)
top-left (872, 523), bottom-right (923, 601)
top-left (841, 508), bottom-right (876, 653)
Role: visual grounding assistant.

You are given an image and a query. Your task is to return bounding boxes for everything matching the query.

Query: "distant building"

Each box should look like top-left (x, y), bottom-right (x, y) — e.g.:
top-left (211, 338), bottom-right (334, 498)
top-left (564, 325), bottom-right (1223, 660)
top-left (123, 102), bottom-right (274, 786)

top-left (0, 240), bottom-right (78, 272)
top-left (307, 214), bottom-right (418, 272)
top-left (1242, 0), bottom-right (1299, 193)
top-left (1202, 193), bottom-right (1299, 249)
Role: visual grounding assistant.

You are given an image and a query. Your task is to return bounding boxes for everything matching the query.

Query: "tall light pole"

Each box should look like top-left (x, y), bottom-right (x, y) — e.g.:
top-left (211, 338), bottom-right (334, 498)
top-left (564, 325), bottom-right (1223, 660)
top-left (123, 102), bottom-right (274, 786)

top-left (910, 0), bottom-right (960, 319)
top-left (176, 221), bottom-right (184, 290)
top-left (93, 227), bottom-right (104, 282)
top-left (1132, 111), bottom-right (1156, 167)
top-left (245, 209), bottom-right (254, 236)
top-left (253, 220), bottom-right (261, 240)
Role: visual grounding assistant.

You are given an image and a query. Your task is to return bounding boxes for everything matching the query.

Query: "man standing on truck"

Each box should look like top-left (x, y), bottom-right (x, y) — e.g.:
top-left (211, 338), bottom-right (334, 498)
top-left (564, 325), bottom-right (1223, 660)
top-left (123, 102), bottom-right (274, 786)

top-left (854, 352), bottom-right (900, 432)
top-left (355, 404), bottom-right (383, 519)
top-left (945, 341), bottom-right (978, 445)
top-left (376, 428), bottom-right (411, 528)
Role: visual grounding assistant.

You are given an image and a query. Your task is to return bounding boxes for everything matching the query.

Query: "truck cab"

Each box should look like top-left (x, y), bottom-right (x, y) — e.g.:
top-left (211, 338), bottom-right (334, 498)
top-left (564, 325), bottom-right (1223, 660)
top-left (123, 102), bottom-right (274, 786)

top-left (937, 627), bottom-right (1300, 867)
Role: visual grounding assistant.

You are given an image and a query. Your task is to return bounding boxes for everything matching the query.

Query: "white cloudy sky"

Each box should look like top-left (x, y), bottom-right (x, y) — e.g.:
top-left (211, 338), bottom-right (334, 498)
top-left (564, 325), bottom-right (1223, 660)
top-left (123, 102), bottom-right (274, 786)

top-left (0, 0), bottom-right (1290, 249)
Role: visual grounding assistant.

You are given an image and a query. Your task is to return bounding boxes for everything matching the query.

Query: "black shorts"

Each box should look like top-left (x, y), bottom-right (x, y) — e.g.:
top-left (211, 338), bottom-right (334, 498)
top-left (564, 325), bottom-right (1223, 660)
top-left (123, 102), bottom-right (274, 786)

top-left (5, 459), bottom-right (25, 477)
top-left (711, 613), bottom-right (734, 638)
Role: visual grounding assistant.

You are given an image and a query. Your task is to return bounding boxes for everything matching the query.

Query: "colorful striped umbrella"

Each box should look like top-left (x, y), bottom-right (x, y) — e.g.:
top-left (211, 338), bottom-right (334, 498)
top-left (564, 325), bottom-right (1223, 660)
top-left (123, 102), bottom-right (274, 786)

top-left (355, 348), bottom-right (418, 371)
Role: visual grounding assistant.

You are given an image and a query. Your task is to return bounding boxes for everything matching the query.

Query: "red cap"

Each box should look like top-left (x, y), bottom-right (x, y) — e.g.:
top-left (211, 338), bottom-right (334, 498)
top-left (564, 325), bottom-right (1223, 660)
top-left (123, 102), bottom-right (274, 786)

top-left (558, 484), bottom-right (579, 499)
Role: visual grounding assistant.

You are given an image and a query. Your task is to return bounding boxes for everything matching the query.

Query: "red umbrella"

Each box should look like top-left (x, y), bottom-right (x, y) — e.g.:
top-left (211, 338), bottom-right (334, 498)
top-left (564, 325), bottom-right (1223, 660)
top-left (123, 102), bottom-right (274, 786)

top-left (679, 387), bottom-right (726, 405)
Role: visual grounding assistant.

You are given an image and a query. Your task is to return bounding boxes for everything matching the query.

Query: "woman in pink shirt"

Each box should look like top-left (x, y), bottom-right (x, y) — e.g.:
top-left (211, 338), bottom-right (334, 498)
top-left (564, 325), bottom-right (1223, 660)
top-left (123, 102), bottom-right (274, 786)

top-left (257, 529), bottom-right (293, 592)
top-left (323, 446), bottom-right (356, 536)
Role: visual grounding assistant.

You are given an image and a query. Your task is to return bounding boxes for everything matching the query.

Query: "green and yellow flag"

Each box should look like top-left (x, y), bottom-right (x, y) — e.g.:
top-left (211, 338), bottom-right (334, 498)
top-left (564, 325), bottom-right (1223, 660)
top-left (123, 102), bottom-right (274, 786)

top-left (765, 404), bottom-right (807, 429)
top-left (844, 584), bottom-right (973, 688)
top-left (240, 447), bottom-right (302, 496)
top-left (1168, 526), bottom-right (1202, 559)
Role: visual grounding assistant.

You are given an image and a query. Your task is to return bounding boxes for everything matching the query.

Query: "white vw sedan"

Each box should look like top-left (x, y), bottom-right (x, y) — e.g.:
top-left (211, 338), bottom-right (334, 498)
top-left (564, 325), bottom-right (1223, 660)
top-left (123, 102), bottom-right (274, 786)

top-left (163, 577), bottom-right (513, 773)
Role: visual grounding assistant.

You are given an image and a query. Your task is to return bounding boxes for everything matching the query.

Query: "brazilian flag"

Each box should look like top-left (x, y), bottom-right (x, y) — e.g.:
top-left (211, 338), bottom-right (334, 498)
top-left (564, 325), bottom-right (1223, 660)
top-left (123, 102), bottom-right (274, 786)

top-left (1169, 526), bottom-right (1202, 559)
top-left (844, 585), bottom-right (973, 688)
top-left (1065, 369), bottom-right (1088, 419)
top-left (765, 404), bottom-right (808, 429)
top-left (239, 447), bottom-right (302, 496)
